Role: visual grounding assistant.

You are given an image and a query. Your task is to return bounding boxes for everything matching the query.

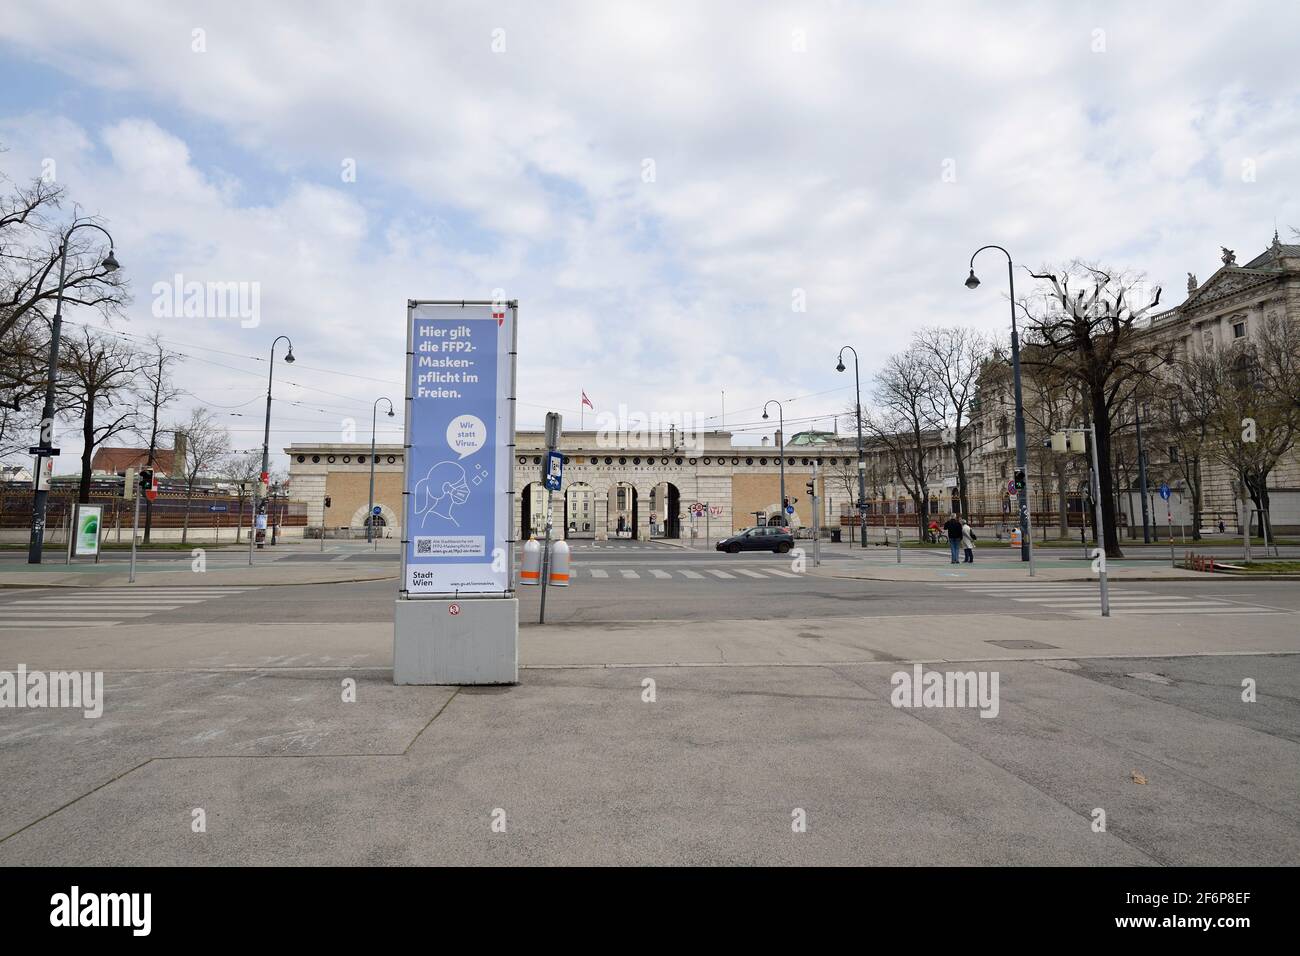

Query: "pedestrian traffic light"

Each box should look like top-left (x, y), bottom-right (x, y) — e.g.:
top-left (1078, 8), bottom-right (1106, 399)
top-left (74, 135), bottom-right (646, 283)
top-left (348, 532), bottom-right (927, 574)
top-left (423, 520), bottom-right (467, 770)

top-left (1013, 469), bottom-right (1025, 491)
top-left (139, 468), bottom-right (153, 492)
top-left (805, 480), bottom-right (815, 497)
top-left (782, 496), bottom-right (789, 509)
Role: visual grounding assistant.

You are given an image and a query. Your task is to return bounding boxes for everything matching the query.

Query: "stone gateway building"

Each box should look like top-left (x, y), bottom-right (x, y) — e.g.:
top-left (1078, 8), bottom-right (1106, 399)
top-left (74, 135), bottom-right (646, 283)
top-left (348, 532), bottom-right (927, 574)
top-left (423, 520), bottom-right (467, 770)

top-left (287, 430), bottom-right (891, 541)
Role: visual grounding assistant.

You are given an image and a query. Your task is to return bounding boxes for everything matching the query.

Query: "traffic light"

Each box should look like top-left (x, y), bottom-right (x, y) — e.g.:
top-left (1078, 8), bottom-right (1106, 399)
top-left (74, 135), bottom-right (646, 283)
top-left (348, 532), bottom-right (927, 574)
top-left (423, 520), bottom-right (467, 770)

top-left (139, 468), bottom-right (153, 492)
top-left (324, 495), bottom-right (332, 509)
top-left (805, 479), bottom-right (815, 497)
top-left (782, 496), bottom-right (789, 509)
top-left (1013, 469), bottom-right (1025, 492)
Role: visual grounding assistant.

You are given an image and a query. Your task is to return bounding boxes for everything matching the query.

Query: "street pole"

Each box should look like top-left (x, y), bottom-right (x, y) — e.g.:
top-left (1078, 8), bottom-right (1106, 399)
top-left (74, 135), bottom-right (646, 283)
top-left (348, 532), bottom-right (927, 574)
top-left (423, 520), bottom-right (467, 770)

top-left (251, 335), bottom-right (294, 565)
top-left (764, 400), bottom-right (785, 527)
top-left (368, 397), bottom-right (395, 548)
top-left (539, 487), bottom-right (554, 625)
top-left (128, 490), bottom-right (141, 584)
top-left (1167, 498), bottom-right (1175, 568)
top-left (838, 346), bottom-right (867, 547)
top-left (1136, 403), bottom-right (1150, 543)
top-left (27, 222), bottom-right (119, 564)
top-left (1085, 426), bottom-right (1110, 617)
top-left (968, 246), bottom-right (1034, 575)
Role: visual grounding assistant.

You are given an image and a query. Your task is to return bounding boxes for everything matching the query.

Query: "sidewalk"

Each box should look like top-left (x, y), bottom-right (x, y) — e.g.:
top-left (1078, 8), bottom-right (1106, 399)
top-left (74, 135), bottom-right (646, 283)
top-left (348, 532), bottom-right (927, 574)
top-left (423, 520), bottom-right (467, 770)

top-left (1, 613), bottom-right (1297, 866)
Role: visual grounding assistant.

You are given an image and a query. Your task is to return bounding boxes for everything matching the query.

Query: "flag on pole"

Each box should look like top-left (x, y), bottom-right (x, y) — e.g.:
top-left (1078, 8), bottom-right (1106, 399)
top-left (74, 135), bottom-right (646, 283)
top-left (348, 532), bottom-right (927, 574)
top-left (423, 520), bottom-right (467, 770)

top-left (581, 391), bottom-right (594, 410)
top-left (580, 390), bottom-right (593, 429)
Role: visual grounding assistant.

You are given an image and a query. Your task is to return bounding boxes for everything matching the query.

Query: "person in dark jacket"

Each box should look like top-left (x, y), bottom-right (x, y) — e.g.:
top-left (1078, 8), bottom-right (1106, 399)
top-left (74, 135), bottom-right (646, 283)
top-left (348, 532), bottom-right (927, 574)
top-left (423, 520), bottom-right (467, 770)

top-left (943, 513), bottom-right (963, 564)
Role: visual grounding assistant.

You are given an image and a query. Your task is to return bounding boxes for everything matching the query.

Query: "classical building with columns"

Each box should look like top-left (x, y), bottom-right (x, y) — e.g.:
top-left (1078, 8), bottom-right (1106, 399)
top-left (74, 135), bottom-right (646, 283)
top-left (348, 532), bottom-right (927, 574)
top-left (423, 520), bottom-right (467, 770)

top-left (285, 429), bottom-right (936, 540)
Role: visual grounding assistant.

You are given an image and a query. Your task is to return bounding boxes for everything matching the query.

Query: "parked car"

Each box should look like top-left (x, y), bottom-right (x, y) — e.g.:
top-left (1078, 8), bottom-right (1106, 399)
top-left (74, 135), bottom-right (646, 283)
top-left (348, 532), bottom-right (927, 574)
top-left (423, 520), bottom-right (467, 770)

top-left (716, 526), bottom-right (794, 554)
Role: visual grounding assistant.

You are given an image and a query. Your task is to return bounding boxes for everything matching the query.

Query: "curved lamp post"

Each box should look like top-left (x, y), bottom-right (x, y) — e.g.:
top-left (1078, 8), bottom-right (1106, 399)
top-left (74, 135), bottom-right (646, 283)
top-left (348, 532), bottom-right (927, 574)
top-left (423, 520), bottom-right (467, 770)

top-left (762, 399), bottom-right (786, 527)
top-left (249, 335), bottom-right (294, 564)
top-left (837, 346), bottom-right (866, 547)
top-left (28, 223), bottom-right (119, 564)
top-left (367, 396), bottom-right (395, 546)
top-left (966, 245), bottom-right (1035, 575)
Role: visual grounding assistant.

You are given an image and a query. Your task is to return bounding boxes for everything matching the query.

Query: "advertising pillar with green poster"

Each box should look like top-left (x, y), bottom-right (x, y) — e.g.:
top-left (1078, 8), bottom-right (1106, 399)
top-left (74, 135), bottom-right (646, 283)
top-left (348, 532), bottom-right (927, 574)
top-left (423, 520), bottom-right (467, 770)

top-left (73, 504), bottom-right (104, 561)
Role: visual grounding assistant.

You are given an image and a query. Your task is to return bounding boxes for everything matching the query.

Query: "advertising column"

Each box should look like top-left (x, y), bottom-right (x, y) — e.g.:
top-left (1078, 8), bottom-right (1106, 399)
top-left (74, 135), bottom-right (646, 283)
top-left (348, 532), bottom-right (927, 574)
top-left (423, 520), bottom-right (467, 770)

top-left (393, 300), bottom-right (518, 685)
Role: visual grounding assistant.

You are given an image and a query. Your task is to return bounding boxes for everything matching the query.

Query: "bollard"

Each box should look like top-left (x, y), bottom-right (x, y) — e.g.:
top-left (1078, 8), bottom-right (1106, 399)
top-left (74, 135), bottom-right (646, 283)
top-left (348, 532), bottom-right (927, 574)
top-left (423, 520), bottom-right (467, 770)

top-left (548, 539), bottom-right (571, 587)
top-left (520, 536), bottom-right (541, 585)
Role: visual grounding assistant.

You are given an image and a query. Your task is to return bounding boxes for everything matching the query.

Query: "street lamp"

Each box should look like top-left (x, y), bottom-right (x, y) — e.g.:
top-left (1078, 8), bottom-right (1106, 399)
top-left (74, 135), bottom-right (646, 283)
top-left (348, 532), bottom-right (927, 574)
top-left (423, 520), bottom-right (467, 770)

top-left (762, 399), bottom-right (786, 527)
top-left (27, 222), bottom-right (119, 564)
top-left (249, 334), bottom-right (294, 564)
top-left (837, 346), bottom-right (867, 547)
top-left (367, 397), bottom-right (395, 546)
top-left (967, 244), bottom-right (1035, 575)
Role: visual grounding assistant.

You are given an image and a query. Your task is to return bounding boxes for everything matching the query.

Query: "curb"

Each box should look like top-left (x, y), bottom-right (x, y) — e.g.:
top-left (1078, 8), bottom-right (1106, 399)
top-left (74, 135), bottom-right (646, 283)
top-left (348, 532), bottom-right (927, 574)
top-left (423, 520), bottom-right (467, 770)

top-left (0, 572), bottom-right (397, 589)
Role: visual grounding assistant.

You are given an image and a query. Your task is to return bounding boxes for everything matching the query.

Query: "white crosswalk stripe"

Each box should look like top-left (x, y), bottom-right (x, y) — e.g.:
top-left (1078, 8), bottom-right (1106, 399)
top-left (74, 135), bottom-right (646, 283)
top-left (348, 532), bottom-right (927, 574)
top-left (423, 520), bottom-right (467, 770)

top-left (573, 566), bottom-right (801, 583)
top-left (0, 587), bottom-right (258, 627)
top-left (927, 581), bottom-right (1286, 616)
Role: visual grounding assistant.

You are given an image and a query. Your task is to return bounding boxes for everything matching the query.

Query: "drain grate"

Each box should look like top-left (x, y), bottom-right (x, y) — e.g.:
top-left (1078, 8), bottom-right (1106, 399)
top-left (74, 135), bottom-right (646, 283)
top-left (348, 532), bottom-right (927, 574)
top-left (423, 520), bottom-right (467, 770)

top-left (986, 639), bottom-right (1059, 650)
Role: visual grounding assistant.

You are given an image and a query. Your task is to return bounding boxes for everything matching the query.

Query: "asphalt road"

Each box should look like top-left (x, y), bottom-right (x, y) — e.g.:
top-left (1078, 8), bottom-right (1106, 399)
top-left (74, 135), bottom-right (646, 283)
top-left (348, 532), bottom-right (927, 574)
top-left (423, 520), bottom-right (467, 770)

top-left (3, 537), bottom-right (1297, 625)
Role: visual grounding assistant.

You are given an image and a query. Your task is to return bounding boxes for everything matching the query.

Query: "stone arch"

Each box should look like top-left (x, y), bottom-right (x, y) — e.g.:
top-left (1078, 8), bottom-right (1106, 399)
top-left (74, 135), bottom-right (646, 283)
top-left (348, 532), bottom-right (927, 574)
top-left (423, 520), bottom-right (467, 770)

top-left (349, 501), bottom-right (399, 537)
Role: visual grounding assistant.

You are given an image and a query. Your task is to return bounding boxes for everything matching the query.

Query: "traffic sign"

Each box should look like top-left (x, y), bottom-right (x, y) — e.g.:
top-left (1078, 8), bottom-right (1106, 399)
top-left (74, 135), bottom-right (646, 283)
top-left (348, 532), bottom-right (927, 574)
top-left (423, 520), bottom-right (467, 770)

top-left (208, 504), bottom-right (229, 513)
top-left (29, 446), bottom-right (59, 456)
top-left (785, 505), bottom-right (794, 515)
top-left (1007, 478), bottom-right (1017, 495)
top-left (448, 602), bottom-right (461, 616)
top-left (1159, 483), bottom-right (1171, 501)
top-left (544, 450), bottom-right (563, 491)
top-left (372, 505), bottom-right (382, 515)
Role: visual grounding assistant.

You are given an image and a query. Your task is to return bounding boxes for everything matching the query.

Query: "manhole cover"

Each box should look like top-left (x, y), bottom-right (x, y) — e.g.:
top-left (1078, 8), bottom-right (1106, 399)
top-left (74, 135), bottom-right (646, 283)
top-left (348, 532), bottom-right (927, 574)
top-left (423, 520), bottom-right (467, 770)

top-left (986, 639), bottom-right (1059, 650)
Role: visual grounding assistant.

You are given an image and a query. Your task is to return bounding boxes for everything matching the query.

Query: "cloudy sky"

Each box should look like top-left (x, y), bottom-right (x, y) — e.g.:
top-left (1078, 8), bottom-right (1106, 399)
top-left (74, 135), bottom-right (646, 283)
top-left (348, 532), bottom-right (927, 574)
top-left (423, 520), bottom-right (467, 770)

top-left (2, 0), bottom-right (1297, 473)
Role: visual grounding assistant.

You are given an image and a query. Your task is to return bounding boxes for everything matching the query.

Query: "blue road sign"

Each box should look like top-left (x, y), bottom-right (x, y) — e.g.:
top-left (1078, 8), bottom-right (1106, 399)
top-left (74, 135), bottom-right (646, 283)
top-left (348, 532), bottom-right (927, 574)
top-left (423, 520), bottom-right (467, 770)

top-left (1159, 482), bottom-right (1171, 501)
top-left (544, 450), bottom-right (563, 491)
top-left (785, 505), bottom-right (794, 515)
top-left (372, 505), bottom-right (382, 515)
top-left (208, 504), bottom-right (228, 512)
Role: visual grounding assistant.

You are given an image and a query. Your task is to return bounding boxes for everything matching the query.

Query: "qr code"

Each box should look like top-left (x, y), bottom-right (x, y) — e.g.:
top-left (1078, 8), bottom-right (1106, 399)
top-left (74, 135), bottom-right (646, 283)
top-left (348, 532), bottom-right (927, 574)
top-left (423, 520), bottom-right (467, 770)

top-left (416, 539), bottom-right (433, 555)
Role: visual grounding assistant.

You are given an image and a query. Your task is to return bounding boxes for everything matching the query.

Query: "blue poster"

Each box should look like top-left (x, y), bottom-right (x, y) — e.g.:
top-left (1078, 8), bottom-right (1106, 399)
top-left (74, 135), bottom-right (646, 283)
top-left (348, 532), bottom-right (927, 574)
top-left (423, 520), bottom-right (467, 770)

top-left (403, 302), bottom-right (514, 594)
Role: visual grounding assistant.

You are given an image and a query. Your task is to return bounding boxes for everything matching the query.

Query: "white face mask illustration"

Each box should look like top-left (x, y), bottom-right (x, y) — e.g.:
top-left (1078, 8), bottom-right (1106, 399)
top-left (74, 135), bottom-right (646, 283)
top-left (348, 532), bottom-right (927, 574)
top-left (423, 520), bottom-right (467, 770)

top-left (414, 461), bottom-right (471, 527)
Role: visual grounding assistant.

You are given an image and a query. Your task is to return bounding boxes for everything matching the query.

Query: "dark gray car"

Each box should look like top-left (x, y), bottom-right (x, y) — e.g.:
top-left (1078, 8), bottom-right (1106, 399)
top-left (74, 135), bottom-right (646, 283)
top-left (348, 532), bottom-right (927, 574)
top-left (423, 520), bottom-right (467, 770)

top-left (716, 526), bottom-right (794, 554)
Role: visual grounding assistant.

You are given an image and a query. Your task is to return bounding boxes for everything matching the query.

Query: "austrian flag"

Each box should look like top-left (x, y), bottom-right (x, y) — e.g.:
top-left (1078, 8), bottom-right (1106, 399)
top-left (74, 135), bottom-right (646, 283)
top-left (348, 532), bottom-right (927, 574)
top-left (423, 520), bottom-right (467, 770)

top-left (581, 391), bottom-right (594, 410)
top-left (492, 304), bottom-right (505, 326)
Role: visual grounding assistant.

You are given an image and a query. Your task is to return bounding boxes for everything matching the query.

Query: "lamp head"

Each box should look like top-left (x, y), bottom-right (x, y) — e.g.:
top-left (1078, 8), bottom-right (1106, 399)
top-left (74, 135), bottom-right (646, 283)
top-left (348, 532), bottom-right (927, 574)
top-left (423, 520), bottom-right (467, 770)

top-left (387, 408), bottom-right (395, 417)
top-left (284, 347), bottom-right (295, 364)
top-left (836, 359), bottom-right (846, 373)
top-left (964, 270), bottom-right (980, 290)
top-left (101, 250), bottom-right (120, 273)
top-left (762, 410), bottom-right (769, 420)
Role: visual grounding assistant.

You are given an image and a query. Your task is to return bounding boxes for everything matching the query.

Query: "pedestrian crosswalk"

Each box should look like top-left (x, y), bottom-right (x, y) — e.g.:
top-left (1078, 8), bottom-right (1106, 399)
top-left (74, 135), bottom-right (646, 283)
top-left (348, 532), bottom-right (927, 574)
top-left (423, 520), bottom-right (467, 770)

top-left (563, 566), bottom-right (801, 583)
top-left (0, 587), bottom-right (258, 627)
top-left (928, 582), bottom-right (1289, 616)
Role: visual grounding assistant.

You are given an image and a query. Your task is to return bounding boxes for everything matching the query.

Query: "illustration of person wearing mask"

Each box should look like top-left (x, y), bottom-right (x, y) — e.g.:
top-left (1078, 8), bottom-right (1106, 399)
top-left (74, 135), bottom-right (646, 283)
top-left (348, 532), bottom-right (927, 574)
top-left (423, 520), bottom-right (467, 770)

top-left (414, 461), bottom-right (471, 528)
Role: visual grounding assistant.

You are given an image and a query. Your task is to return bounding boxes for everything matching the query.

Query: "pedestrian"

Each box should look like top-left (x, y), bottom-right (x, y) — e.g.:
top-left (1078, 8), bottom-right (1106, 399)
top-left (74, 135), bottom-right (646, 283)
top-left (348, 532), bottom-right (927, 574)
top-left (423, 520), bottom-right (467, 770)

top-left (961, 517), bottom-right (977, 563)
top-left (1217, 515), bottom-right (1226, 534)
top-left (943, 512), bottom-right (963, 564)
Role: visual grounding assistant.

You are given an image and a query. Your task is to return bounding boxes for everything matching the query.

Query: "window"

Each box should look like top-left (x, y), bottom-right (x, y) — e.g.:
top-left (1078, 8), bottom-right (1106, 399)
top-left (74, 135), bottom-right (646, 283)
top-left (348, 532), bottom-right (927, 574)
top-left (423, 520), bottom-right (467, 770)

top-left (1233, 321), bottom-right (1246, 339)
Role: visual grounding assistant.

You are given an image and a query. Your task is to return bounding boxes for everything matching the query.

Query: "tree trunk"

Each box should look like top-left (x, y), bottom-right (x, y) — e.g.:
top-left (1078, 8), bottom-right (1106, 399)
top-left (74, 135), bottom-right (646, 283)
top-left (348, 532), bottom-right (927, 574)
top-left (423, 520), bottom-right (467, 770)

top-left (1090, 389), bottom-right (1124, 558)
top-left (182, 486), bottom-right (193, 543)
top-left (78, 402), bottom-right (95, 504)
top-left (1190, 457), bottom-right (1202, 541)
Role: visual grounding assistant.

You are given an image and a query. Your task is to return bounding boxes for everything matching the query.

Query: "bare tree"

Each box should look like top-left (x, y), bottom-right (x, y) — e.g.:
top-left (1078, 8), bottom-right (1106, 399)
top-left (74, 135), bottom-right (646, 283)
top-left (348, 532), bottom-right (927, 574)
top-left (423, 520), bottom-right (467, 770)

top-left (866, 348), bottom-right (941, 537)
top-left (136, 336), bottom-right (184, 543)
top-left (1194, 317), bottom-right (1300, 542)
top-left (1018, 262), bottom-right (1165, 558)
top-left (913, 326), bottom-right (990, 516)
top-left (55, 326), bottom-right (144, 502)
top-left (219, 449), bottom-right (263, 543)
top-left (176, 409), bottom-right (231, 544)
